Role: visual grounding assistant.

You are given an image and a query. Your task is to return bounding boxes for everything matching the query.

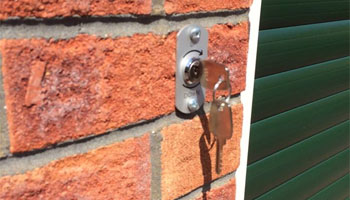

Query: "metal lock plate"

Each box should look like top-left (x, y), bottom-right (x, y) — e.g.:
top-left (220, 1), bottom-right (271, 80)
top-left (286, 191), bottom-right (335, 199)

top-left (175, 25), bottom-right (208, 114)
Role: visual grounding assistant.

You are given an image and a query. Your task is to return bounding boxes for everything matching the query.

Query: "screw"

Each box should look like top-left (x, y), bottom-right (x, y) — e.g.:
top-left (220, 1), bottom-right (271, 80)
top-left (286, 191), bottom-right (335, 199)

top-left (187, 98), bottom-right (199, 112)
top-left (190, 27), bottom-right (201, 44)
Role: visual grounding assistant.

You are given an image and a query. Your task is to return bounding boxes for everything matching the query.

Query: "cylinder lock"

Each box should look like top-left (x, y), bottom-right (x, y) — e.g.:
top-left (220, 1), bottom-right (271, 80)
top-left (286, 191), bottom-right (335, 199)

top-left (183, 57), bottom-right (203, 86)
top-left (176, 24), bottom-right (233, 125)
top-left (175, 25), bottom-right (208, 114)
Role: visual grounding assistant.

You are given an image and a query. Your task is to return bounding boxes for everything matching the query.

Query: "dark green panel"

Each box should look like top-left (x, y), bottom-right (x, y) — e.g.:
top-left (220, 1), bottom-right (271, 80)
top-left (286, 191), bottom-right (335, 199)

top-left (256, 150), bottom-right (349, 200)
top-left (309, 174), bottom-right (350, 200)
top-left (252, 57), bottom-right (350, 122)
top-left (248, 90), bottom-right (349, 164)
top-left (256, 20), bottom-right (350, 78)
top-left (260, 0), bottom-right (350, 30)
top-left (245, 121), bottom-right (349, 200)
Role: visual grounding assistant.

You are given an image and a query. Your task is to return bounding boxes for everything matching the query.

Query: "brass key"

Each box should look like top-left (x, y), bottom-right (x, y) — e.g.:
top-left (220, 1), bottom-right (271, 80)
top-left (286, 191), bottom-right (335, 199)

top-left (200, 60), bottom-right (230, 90)
top-left (209, 70), bottom-right (233, 174)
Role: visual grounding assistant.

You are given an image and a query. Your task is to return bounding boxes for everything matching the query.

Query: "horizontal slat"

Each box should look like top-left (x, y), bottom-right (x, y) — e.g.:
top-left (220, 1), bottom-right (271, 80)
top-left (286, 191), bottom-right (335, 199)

top-left (252, 57), bottom-right (349, 122)
top-left (256, 149), bottom-right (349, 199)
top-left (248, 90), bottom-right (349, 164)
top-left (256, 20), bottom-right (350, 78)
top-left (245, 120), bottom-right (349, 199)
top-left (260, 0), bottom-right (350, 29)
top-left (309, 173), bottom-right (350, 200)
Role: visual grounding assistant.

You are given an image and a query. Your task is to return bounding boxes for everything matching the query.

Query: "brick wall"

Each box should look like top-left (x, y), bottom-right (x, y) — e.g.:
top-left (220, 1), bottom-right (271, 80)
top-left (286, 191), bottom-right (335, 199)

top-left (0, 0), bottom-right (252, 199)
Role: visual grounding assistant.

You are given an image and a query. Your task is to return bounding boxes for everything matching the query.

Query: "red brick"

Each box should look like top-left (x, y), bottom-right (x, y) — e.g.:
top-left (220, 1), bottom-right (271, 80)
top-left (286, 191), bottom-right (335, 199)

top-left (196, 178), bottom-right (236, 200)
top-left (0, 22), bottom-right (248, 153)
top-left (160, 104), bottom-right (243, 200)
top-left (0, 0), bottom-right (152, 20)
top-left (24, 61), bottom-right (46, 107)
top-left (208, 23), bottom-right (248, 95)
top-left (0, 134), bottom-right (151, 200)
top-left (164, 0), bottom-right (252, 14)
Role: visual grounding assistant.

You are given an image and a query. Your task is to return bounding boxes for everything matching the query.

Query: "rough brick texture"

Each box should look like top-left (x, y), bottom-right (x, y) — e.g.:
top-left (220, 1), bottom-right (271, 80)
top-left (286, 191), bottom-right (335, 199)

top-left (0, 134), bottom-right (151, 200)
top-left (0, 0), bottom-right (152, 20)
top-left (195, 178), bottom-right (236, 200)
top-left (160, 104), bottom-right (243, 200)
top-left (0, 22), bottom-right (248, 153)
top-left (164, 0), bottom-right (252, 14)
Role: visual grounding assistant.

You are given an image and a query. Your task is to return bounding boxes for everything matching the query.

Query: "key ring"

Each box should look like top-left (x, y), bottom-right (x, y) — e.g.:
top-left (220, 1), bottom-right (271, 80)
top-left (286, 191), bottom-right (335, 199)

top-left (212, 67), bottom-right (232, 104)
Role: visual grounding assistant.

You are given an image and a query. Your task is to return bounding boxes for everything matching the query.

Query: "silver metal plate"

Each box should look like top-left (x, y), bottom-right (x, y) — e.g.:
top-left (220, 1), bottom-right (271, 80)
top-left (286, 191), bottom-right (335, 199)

top-left (175, 25), bottom-right (208, 114)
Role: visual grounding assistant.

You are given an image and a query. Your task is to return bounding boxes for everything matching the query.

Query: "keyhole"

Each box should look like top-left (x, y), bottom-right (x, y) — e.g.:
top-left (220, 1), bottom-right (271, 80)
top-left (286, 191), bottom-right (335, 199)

top-left (183, 58), bottom-right (203, 86)
top-left (189, 60), bottom-right (203, 82)
top-left (192, 64), bottom-right (200, 77)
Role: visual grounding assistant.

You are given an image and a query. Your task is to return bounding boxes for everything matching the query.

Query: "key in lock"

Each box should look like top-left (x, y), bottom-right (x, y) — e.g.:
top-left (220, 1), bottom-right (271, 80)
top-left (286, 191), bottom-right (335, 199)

top-left (175, 24), bottom-right (234, 174)
top-left (175, 24), bottom-right (232, 114)
top-left (183, 58), bottom-right (230, 89)
top-left (183, 57), bottom-right (204, 86)
top-left (182, 57), bottom-right (233, 114)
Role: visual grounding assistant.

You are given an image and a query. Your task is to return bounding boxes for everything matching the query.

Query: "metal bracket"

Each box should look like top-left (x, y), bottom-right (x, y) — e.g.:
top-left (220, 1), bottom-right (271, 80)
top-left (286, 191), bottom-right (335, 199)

top-left (175, 25), bottom-right (208, 114)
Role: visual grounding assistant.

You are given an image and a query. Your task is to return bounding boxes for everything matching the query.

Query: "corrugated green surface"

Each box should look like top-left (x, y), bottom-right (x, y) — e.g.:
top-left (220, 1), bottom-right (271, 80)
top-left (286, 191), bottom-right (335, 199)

top-left (246, 0), bottom-right (350, 199)
top-left (256, 20), bottom-right (350, 78)
top-left (309, 173), bottom-right (350, 200)
top-left (252, 57), bottom-right (350, 122)
top-left (256, 149), bottom-right (349, 199)
top-left (260, 0), bottom-right (350, 29)
top-left (248, 90), bottom-right (349, 164)
top-left (245, 120), bottom-right (349, 199)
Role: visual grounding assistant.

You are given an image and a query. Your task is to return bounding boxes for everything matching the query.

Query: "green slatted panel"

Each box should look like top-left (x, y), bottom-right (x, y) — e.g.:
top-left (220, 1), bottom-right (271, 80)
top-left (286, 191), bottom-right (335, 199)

top-left (260, 0), bottom-right (350, 29)
top-left (256, 149), bottom-right (349, 199)
top-left (256, 20), bottom-right (350, 78)
top-left (245, 120), bottom-right (350, 199)
top-left (248, 90), bottom-right (349, 164)
top-left (246, 0), bottom-right (350, 199)
top-left (309, 174), bottom-right (350, 200)
top-left (252, 57), bottom-right (349, 122)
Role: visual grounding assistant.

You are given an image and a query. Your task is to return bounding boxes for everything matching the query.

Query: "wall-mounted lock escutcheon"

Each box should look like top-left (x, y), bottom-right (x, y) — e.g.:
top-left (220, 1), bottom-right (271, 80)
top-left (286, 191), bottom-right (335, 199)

top-left (176, 25), bottom-right (234, 174)
top-left (175, 25), bottom-right (208, 114)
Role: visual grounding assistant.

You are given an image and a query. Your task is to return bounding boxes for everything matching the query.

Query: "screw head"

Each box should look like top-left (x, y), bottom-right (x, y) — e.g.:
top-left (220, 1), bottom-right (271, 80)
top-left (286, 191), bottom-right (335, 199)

top-left (187, 98), bottom-right (200, 112)
top-left (190, 27), bottom-right (201, 44)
